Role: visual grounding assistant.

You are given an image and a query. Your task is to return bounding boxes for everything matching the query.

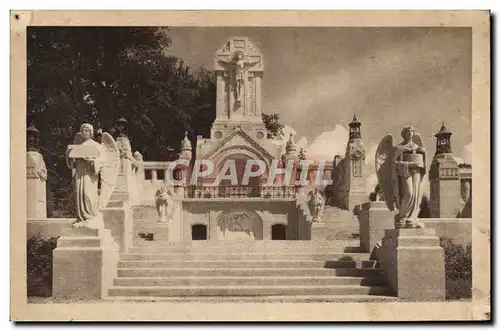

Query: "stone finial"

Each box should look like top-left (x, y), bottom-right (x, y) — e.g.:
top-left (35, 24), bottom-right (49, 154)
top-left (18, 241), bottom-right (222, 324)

top-left (179, 131), bottom-right (192, 160)
top-left (27, 123), bottom-right (40, 152)
top-left (348, 114), bottom-right (361, 140)
top-left (181, 131), bottom-right (192, 152)
top-left (285, 133), bottom-right (297, 153)
top-left (114, 117), bottom-right (129, 139)
top-left (298, 148), bottom-right (307, 161)
top-left (434, 122), bottom-right (452, 155)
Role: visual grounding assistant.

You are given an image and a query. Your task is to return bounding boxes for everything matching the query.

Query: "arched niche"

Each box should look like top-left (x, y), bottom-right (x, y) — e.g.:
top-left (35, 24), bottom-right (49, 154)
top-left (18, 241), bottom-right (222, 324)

top-left (217, 209), bottom-right (263, 240)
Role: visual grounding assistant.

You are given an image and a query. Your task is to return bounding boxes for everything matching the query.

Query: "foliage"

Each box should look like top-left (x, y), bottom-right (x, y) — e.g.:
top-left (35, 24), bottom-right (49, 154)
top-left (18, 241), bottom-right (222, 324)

top-left (27, 235), bottom-right (58, 297)
top-left (440, 237), bottom-right (472, 299)
top-left (27, 27), bottom-right (216, 215)
top-left (262, 112), bottom-right (284, 139)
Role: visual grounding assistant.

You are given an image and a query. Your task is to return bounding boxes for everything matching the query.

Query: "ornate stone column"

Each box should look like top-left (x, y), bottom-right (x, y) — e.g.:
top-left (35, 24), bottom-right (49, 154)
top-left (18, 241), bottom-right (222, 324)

top-left (429, 124), bottom-right (462, 218)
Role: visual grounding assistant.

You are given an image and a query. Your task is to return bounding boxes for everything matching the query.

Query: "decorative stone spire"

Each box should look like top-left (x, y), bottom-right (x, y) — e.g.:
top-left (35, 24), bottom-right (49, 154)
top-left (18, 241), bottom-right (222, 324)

top-left (348, 114), bottom-right (361, 140)
top-left (179, 131), bottom-right (192, 160)
top-left (181, 131), bottom-right (192, 152)
top-left (434, 122), bottom-right (452, 155)
top-left (286, 133), bottom-right (296, 152)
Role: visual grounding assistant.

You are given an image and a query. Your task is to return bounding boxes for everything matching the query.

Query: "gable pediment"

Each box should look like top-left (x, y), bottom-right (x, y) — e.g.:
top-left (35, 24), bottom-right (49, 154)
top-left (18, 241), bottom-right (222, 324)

top-left (202, 128), bottom-right (274, 162)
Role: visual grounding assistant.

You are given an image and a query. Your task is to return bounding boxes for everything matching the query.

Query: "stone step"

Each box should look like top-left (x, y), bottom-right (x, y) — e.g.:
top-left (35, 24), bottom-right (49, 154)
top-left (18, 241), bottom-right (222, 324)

top-left (113, 275), bottom-right (386, 287)
top-left (107, 284), bottom-right (391, 297)
top-left (117, 259), bottom-right (379, 269)
top-left (104, 294), bottom-right (397, 303)
top-left (120, 252), bottom-right (371, 261)
top-left (117, 267), bottom-right (382, 278)
top-left (128, 240), bottom-right (362, 253)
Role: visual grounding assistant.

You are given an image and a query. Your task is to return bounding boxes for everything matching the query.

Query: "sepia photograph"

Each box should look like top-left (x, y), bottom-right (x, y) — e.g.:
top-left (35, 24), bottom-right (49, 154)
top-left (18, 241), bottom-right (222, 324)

top-left (11, 10), bottom-right (490, 321)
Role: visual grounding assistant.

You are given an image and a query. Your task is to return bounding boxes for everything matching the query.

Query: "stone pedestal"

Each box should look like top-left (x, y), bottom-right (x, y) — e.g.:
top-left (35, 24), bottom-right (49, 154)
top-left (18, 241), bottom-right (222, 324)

top-left (429, 153), bottom-right (462, 218)
top-left (359, 201), bottom-right (394, 253)
top-left (101, 204), bottom-right (133, 253)
top-left (53, 227), bottom-right (119, 299)
top-left (26, 151), bottom-right (47, 218)
top-left (311, 222), bottom-right (327, 241)
top-left (168, 198), bottom-right (183, 242)
top-left (378, 228), bottom-right (445, 300)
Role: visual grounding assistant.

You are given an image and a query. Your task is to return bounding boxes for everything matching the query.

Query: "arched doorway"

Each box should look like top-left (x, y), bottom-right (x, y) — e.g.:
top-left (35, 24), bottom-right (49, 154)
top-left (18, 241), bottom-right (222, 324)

top-left (271, 224), bottom-right (287, 240)
top-left (192, 224), bottom-right (207, 240)
top-left (217, 210), bottom-right (263, 240)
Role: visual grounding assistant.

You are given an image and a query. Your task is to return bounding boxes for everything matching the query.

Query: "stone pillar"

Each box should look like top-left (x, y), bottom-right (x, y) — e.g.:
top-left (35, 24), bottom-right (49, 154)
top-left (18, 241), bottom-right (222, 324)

top-left (344, 115), bottom-right (368, 211)
top-left (168, 199), bottom-right (183, 242)
top-left (26, 124), bottom-right (47, 218)
top-left (53, 226), bottom-right (119, 299)
top-left (358, 201), bottom-right (394, 253)
top-left (429, 153), bottom-right (461, 218)
top-left (26, 151), bottom-right (47, 218)
top-left (255, 74), bottom-right (262, 117)
top-left (114, 136), bottom-right (134, 204)
top-left (378, 228), bottom-right (445, 300)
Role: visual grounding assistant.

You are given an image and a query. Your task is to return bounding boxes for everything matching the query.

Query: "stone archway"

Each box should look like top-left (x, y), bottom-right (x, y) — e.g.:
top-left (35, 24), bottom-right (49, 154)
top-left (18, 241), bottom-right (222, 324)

top-left (217, 210), bottom-right (263, 240)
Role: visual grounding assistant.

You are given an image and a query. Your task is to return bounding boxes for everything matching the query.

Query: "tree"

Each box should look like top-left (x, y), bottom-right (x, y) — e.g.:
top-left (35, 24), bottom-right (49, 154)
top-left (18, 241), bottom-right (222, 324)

top-left (27, 27), bottom-right (216, 215)
top-left (262, 112), bottom-right (284, 139)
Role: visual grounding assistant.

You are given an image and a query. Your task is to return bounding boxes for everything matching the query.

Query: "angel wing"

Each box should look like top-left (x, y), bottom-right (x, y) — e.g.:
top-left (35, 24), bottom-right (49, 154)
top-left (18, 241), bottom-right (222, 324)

top-left (375, 134), bottom-right (395, 211)
top-left (412, 133), bottom-right (424, 147)
top-left (98, 132), bottom-right (120, 209)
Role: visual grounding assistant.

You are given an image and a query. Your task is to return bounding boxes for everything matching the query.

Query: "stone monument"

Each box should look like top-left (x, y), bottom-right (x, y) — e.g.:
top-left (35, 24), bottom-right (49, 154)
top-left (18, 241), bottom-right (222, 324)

top-left (26, 124), bottom-right (47, 218)
top-left (211, 37), bottom-right (267, 140)
top-left (375, 125), bottom-right (427, 228)
top-left (343, 115), bottom-right (367, 211)
top-left (429, 123), bottom-right (462, 218)
top-left (53, 123), bottom-right (120, 299)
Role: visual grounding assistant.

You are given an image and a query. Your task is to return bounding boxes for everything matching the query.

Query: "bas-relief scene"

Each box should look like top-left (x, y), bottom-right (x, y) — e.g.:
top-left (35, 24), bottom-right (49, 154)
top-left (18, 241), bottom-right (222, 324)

top-left (25, 26), bottom-right (473, 307)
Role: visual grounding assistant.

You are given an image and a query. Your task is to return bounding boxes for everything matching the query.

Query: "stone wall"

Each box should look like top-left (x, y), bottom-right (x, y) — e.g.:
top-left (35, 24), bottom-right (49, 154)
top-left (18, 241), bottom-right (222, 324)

top-left (27, 218), bottom-right (74, 239)
top-left (181, 200), bottom-right (298, 241)
top-left (422, 218), bottom-right (472, 246)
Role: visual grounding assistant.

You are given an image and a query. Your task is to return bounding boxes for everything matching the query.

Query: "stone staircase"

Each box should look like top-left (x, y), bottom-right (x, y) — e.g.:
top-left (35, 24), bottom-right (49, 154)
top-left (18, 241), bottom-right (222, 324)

top-left (106, 240), bottom-right (395, 302)
top-left (321, 206), bottom-right (360, 240)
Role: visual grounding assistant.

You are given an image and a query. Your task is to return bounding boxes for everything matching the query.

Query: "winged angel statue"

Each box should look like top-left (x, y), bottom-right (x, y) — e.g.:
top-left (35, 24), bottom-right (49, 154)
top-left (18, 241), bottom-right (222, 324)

top-left (375, 125), bottom-right (427, 229)
top-left (65, 123), bottom-right (120, 229)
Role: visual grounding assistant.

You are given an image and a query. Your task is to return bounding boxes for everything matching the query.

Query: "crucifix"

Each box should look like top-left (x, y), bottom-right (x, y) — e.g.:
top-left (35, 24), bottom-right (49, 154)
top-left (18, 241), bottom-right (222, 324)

top-left (218, 51), bottom-right (259, 110)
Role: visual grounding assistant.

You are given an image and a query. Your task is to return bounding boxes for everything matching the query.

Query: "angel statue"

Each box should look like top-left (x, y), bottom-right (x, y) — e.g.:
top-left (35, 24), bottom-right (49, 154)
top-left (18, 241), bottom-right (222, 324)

top-left (218, 51), bottom-right (259, 108)
top-left (65, 123), bottom-right (120, 229)
top-left (155, 187), bottom-right (174, 223)
top-left (308, 187), bottom-right (326, 223)
top-left (375, 125), bottom-right (427, 229)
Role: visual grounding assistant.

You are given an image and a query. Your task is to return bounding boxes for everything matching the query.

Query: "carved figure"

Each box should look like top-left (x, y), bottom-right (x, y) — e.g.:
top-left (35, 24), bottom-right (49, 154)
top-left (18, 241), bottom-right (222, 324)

top-left (375, 125), bottom-right (427, 228)
top-left (65, 123), bottom-right (120, 229)
top-left (308, 188), bottom-right (326, 223)
top-left (218, 51), bottom-right (259, 108)
top-left (155, 187), bottom-right (173, 223)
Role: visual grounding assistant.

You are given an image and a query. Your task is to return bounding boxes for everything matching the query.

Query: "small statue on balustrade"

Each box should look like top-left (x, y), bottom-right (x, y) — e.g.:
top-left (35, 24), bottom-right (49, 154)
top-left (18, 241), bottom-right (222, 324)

top-left (155, 187), bottom-right (174, 223)
top-left (375, 125), bottom-right (428, 229)
top-left (308, 187), bottom-right (326, 223)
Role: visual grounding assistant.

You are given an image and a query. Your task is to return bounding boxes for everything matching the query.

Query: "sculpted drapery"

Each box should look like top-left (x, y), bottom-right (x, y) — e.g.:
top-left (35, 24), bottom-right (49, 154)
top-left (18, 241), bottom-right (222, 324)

top-left (66, 123), bottom-right (120, 229)
top-left (376, 125), bottom-right (427, 228)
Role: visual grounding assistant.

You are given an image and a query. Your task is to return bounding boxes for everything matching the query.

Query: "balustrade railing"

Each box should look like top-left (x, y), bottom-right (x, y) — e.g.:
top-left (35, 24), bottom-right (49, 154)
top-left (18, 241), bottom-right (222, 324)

top-left (184, 185), bottom-right (296, 199)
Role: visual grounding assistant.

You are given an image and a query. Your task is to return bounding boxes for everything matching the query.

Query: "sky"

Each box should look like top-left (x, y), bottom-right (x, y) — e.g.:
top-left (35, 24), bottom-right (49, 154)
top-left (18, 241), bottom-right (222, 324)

top-left (166, 27), bottom-right (472, 191)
